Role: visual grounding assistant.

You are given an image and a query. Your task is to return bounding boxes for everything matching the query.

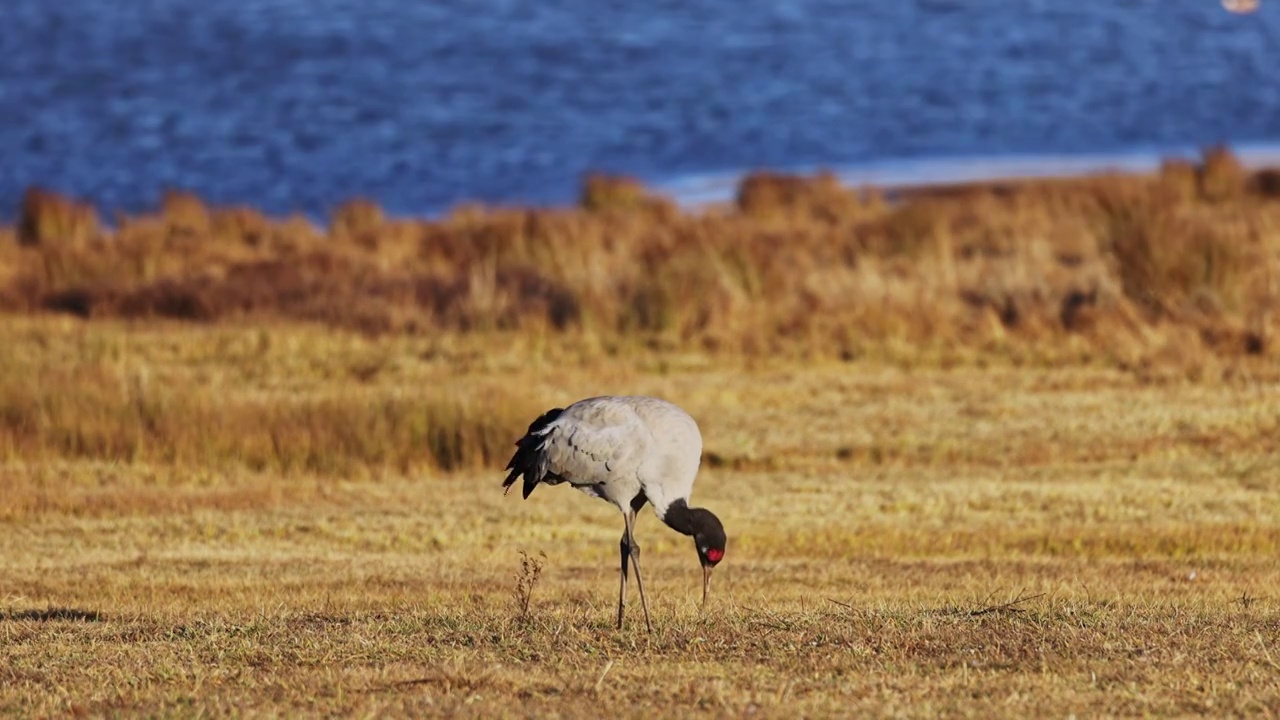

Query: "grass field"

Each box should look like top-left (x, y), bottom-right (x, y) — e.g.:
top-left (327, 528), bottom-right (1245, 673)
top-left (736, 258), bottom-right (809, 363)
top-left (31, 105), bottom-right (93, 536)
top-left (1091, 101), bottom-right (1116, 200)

top-left (3, 318), bottom-right (1280, 718)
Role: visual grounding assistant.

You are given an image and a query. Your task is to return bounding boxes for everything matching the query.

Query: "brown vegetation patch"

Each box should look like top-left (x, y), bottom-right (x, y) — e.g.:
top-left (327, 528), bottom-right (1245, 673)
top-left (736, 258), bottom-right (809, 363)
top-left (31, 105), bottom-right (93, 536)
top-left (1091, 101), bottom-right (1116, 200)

top-left (16, 187), bottom-right (99, 247)
top-left (2, 148), bottom-right (1278, 369)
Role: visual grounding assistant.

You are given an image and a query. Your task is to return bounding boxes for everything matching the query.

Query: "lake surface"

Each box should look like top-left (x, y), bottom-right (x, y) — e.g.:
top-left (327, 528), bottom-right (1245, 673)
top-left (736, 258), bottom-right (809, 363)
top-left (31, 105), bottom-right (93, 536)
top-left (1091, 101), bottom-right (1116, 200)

top-left (3, 0), bottom-right (1278, 219)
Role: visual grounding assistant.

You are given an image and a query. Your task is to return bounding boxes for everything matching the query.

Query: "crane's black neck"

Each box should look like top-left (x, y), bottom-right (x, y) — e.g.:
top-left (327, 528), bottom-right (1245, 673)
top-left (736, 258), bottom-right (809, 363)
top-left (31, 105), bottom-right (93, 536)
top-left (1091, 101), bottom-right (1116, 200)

top-left (662, 498), bottom-right (713, 537)
top-left (663, 498), bottom-right (727, 567)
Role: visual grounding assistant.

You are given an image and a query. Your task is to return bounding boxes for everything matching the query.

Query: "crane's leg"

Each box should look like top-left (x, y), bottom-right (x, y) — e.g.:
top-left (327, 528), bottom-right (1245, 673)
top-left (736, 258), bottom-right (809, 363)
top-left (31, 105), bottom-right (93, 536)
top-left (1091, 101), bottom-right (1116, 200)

top-left (616, 531), bottom-right (631, 630)
top-left (623, 510), bottom-right (653, 633)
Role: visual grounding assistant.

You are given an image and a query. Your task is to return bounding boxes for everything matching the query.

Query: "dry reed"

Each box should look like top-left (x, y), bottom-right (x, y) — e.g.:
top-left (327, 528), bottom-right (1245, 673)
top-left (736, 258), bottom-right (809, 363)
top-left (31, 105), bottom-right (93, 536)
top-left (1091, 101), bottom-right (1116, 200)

top-left (2, 147), bottom-right (1277, 365)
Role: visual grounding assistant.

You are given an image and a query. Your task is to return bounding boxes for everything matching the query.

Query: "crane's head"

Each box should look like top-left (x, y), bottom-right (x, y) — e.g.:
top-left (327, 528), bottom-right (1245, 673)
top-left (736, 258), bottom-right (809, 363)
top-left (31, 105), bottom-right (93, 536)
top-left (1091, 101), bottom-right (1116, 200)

top-left (691, 509), bottom-right (726, 606)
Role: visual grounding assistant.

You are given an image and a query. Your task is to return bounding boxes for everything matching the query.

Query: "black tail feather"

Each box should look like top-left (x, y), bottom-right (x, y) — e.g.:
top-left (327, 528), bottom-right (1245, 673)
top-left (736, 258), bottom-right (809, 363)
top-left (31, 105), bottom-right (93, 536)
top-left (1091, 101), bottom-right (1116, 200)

top-left (502, 407), bottom-right (564, 498)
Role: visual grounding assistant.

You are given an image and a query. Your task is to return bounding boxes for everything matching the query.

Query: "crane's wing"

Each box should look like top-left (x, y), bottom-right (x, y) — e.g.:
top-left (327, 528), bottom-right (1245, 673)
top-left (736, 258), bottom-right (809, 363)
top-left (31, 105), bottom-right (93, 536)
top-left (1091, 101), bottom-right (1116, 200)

top-left (502, 398), bottom-right (651, 500)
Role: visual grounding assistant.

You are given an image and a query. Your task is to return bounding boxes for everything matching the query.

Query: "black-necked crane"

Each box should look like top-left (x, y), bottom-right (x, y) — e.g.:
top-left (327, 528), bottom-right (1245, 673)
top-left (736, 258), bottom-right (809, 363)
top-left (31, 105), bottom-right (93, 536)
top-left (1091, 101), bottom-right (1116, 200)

top-left (502, 395), bottom-right (727, 632)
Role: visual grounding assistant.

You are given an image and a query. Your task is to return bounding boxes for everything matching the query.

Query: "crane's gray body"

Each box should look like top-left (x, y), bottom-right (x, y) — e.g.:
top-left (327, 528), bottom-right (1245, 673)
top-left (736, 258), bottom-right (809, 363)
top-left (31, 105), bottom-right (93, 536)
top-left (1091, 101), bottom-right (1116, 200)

top-left (511, 395), bottom-right (703, 520)
top-left (503, 395), bottom-right (724, 631)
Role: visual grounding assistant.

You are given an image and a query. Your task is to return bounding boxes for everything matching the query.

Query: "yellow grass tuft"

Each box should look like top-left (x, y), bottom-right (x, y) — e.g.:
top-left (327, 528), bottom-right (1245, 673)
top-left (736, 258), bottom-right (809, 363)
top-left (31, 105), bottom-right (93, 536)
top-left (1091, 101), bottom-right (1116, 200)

top-left (1198, 144), bottom-right (1249, 202)
top-left (577, 174), bottom-right (679, 225)
top-left (735, 170), bottom-right (873, 222)
top-left (159, 189), bottom-right (213, 238)
top-left (16, 186), bottom-right (99, 247)
top-left (329, 197), bottom-right (386, 245)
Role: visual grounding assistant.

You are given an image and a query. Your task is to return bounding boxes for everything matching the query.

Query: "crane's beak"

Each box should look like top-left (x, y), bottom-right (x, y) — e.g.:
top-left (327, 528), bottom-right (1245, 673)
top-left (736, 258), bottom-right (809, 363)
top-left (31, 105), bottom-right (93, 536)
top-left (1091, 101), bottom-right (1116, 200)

top-left (701, 565), bottom-right (713, 607)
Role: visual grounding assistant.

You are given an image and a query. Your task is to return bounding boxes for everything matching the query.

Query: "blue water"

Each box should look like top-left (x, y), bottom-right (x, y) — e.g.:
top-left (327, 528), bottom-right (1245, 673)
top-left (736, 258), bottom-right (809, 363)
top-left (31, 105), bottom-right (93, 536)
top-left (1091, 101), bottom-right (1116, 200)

top-left (2, 0), bottom-right (1278, 219)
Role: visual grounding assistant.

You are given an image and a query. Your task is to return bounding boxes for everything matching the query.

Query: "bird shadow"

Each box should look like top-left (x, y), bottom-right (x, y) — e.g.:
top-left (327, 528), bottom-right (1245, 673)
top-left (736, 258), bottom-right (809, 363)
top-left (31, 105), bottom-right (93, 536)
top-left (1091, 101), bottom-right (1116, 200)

top-left (0, 607), bottom-right (106, 622)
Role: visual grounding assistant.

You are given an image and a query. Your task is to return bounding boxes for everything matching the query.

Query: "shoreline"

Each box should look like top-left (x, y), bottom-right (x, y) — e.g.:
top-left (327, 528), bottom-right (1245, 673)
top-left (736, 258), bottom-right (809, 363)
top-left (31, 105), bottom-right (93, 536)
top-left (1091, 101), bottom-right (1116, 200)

top-left (10, 142), bottom-right (1280, 224)
top-left (652, 141), bottom-right (1280, 211)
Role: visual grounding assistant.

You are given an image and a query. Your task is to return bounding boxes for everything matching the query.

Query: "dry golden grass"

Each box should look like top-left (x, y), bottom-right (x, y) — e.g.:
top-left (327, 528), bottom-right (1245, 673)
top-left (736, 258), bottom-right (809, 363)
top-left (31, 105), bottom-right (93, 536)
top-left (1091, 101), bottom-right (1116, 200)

top-left (2, 319), bottom-right (1280, 717)
top-left (2, 151), bottom-right (1279, 715)
top-left (3, 147), bottom-right (1278, 367)
top-left (15, 188), bottom-right (99, 248)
